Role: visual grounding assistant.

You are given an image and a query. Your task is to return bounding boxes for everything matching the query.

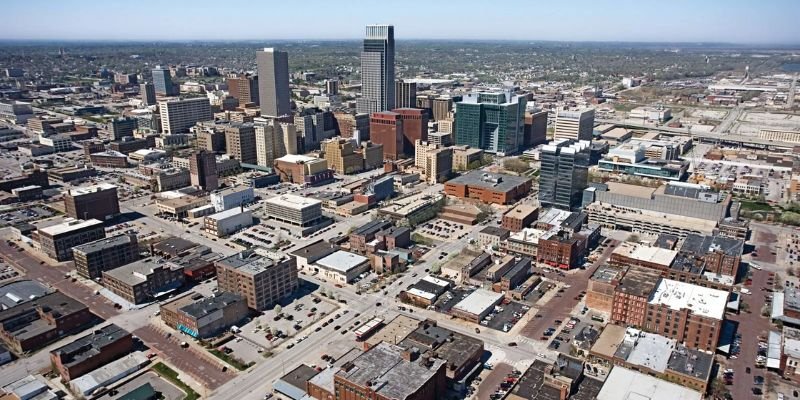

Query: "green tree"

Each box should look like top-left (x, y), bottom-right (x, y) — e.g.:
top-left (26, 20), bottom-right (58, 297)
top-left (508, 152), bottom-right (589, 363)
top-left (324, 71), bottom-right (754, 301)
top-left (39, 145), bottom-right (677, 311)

top-left (273, 304), bottom-right (282, 315)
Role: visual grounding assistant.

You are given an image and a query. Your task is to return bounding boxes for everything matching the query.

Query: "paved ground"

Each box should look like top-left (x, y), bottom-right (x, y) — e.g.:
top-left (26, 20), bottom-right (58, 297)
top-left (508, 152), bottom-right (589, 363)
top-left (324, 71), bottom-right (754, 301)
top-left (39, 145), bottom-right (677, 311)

top-left (519, 239), bottom-right (621, 340)
top-left (96, 371), bottom-right (185, 400)
top-left (476, 363), bottom-right (513, 400)
top-left (133, 324), bottom-right (235, 390)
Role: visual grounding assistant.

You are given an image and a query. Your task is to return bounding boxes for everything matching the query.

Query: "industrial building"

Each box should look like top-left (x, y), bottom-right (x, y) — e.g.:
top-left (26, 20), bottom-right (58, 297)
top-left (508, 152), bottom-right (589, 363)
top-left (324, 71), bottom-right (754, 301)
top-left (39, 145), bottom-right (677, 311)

top-left (73, 233), bottom-right (140, 279)
top-left (101, 259), bottom-right (185, 304)
top-left (35, 219), bottom-right (106, 262)
top-left (64, 183), bottom-right (120, 221)
top-left (49, 324), bottom-right (133, 382)
top-left (215, 250), bottom-right (298, 311)
top-left (444, 171), bottom-right (531, 205)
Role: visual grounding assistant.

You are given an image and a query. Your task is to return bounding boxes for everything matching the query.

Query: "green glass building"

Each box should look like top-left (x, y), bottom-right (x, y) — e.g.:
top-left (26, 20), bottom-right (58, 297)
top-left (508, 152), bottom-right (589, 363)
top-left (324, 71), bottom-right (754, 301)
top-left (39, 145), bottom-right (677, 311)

top-left (454, 91), bottom-right (526, 155)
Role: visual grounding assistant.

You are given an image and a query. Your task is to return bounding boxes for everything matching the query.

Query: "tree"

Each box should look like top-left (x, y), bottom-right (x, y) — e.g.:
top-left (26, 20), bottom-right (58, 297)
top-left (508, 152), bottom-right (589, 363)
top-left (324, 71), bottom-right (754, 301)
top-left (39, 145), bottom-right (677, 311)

top-left (626, 234), bottom-right (640, 243)
top-left (273, 305), bottom-right (282, 315)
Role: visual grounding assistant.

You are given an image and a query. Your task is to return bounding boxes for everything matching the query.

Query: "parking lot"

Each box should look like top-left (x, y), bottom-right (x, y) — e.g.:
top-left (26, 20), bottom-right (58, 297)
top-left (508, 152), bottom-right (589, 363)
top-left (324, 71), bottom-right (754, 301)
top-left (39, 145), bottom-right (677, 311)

top-left (433, 287), bottom-right (475, 313)
top-left (0, 206), bottom-right (53, 227)
top-left (96, 371), bottom-right (186, 400)
top-left (234, 293), bottom-right (339, 352)
top-left (230, 225), bottom-right (287, 250)
top-left (522, 280), bottom-right (555, 304)
top-left (480, 301), bottom-right (530, 333)
top-left (414, 218), bottom-right (472, 241)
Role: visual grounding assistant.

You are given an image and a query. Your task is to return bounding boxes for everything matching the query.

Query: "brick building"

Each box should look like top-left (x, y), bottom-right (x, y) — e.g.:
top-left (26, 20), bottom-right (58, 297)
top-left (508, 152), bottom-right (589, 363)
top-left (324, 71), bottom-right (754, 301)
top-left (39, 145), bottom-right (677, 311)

top-left (64, 184), bottom-right (120, 221)
top-left (501, 204), bottom-right (539, 232)
top-left (73, 233), bottom-right (140, 279)
top-left (444, 171), bottom-right (531, 205)
top-left (50, 324), bottom-right (133, 381)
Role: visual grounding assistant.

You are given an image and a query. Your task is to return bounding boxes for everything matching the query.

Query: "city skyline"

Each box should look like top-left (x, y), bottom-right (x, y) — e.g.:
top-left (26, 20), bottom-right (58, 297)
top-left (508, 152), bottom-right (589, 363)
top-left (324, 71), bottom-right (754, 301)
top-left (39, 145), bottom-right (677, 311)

top-left (2, 0), bottom-right (800, 44)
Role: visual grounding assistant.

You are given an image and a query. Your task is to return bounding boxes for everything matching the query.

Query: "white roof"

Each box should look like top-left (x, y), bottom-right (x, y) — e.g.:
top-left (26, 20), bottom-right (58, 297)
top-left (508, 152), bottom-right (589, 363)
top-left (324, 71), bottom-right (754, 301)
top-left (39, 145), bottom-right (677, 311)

top-left (406, 288), bottom-right (436, 300)
top-left (39, 218), bottom-right (104, 236)
top-left (276, 154), bottom-right (318, 164)
top-left (421, 275), bottom-right (450, 288)
top-left (452, 289), bottom-right (504, 316)
top-left (768, 330), bottom-right (782, 369)
top-left (624, 328), bottom-right (675, 373)
top-left (614, 242), bottom-right (677, 267)
top-left (648, 279), bottom-right (728, 320)
top-left (71, 352), bottom-right (148, 396)
top-left (265, 194), bottom-right (321, 210)
top-left (206, 207), bottom-right (250, 220)
top-left (67, 183), bottom-right (117, 196)
top-left (316, 251), bottom-right (368, 273)
top-left (597, 367), bottom-right (702, 400)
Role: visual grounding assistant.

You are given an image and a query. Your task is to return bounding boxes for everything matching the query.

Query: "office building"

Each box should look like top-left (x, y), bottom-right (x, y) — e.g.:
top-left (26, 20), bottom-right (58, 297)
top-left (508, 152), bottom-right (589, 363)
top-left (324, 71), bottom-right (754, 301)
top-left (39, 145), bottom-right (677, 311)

top-left (64, 183), bottom-right (120, 221)
top-left (432, 97), bottom-right (453, 121)
top-left (452, 145), bottom-right (483, 170)
top-left (370, 108), bottom-right (428, 159)
top-left (50, 324), bottom-right (133, 382)
top-left (159, 98), bottom-right (212, 134)
top-left (553, 109), bottom-right (595, 141)
top-left (110, 117), bottom-right (138, 140)
top-left (211, 186), bottom-right (254, 212)
top-left (140, 83), bottom-right (156, 106)
top-left (326, 79), bottom-right (339, 95)
top-left (454, 91), bottom-right (526, 155)
top-left (395, 80), bottom-right (417, 109)
top-left (204, 207), bottom-right (253, 237)
top-left (256, 48), bottom-right (290, 117)
top-left (226, 73), bottom-right (259, 106)
top-left (189, 150), bottom-right (219, 191)
top-left (151, 66), bottom-right (177, 96)
top-left (502, 204), bottom-right (539, 232)
top-left (36, 219), bottom-right (106, 262)
top-left (321, 137), bottom-right (364, 174)
top-left (224, 123), bottom-right (257, 164)
top-left (538, 139), bottom-right (590, 210)
top-left (215, 250), bottom-right (298, 311)
top-left (395, 108), bottom-right (428, 157)
top-left (255, 118), bottom-right (297, 168)
top-left (194, 122), bottom-right (226, 153)
top-left (357, 24), bottom-right (395, 114)
top-left (264, 194), bottom-right (323, 227)
top-left (334, 112), bottom-right (370, 139)
top-left (73, 234), bottom-right (139, 279)
top-left (414, 140), bottom-right (452, 184)
top-left (102, 259), bottom-right (185, 304)
top-left (160, 292), bottom-right (248, 338)
top-left (294, 108), bottom-right (336, 151)
top-left (444, 171), bottom-right (532, 205)
top-left (524, 110), bottom-right (548, 147)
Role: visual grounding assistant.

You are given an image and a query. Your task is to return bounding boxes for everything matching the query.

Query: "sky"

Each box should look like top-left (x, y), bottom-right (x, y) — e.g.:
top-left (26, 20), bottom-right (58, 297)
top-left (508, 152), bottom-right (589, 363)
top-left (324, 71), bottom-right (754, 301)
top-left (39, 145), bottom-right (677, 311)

top-left (2, 0), bottom-right (799, 44)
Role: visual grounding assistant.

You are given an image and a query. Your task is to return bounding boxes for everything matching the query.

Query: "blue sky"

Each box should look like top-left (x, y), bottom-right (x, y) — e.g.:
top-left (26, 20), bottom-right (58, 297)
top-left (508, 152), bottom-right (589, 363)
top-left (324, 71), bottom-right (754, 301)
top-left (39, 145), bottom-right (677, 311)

top-left (2, 0), bottom-right (799, 43)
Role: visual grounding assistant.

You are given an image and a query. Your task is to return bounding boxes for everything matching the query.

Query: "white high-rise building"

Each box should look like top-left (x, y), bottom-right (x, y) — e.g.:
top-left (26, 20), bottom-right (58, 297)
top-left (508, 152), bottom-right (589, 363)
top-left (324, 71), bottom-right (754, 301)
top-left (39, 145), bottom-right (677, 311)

top-left (158, 98), bottom-right (212, 134)
top-left (553, 109), bottom-right (595, 141)
top-left (357, 24), bottom-right (395, 114)
top-left (255, 118), bottom-right (297, 168)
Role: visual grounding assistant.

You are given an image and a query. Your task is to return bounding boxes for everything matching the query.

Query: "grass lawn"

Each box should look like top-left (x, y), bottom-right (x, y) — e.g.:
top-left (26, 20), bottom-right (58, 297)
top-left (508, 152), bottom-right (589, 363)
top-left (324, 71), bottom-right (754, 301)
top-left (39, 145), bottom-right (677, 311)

top-left (739, 200), bottom-right (774, 212)
top-left (151, 362), bottom-right (201, 400)
top-left (209, 349), bottom-right (254, 371)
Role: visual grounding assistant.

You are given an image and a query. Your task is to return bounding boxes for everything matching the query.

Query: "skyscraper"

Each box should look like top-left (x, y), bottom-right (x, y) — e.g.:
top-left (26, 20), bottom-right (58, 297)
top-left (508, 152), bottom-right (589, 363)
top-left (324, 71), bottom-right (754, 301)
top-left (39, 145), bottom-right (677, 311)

top-left (255, 118), bottom-right (297, 168)
top-left (140, 83), bottom-right (156, 105)
top-left (357, 24), bottom-right (395, 114)
top-left (189, 150), bottom-right (218, 191)
top-left (224, 123), bottom-right (258, 164)
top-left (454, 91), bottom-right (526, 155)
top-left (394, 80), bottom-right (416, 109)
top-left (538, 139), bottom-right (590, 211)
top-left (256, 48), bottom-right (290, 117)
top-left (553, 109), bottom-right (595, 141)
top-left (151, 66), bottom-right (177, 96)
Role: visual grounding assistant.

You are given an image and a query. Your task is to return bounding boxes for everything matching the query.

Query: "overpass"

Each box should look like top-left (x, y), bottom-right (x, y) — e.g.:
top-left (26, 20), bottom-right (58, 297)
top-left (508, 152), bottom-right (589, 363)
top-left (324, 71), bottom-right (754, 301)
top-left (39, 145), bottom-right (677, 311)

top-left (597, 118), bottom-right (798, 150)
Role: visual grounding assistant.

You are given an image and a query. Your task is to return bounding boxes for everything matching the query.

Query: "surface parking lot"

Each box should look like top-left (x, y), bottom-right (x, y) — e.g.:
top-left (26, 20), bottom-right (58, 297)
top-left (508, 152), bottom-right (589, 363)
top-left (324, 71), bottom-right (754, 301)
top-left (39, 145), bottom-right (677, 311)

top-left (0, 206), bottom-right (53, 227)
top-left (433, 288), bottom-right (475, 313)
top-left (480, 301), bottom-right (530, 332)
top-left (231, 225), bottom-right (283, 249)
top-left (414, 219), bottom-right (472, 241)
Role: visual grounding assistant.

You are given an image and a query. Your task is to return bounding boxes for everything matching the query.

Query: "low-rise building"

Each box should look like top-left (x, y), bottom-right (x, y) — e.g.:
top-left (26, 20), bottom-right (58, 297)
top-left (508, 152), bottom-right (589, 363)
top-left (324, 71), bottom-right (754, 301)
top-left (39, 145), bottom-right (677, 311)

top-left (73, 234), bottom-right (140, 279)
top-left (35, 219), bottom-right (106, 262)
top-left (501, 204), bottom-right (539, 232)
top-left (264, 194), bottom-right (323, 227)
top-left (0, 292), bottom-right (93, 353)
top-left (160, 292), bottom-right (248, 338)
top-left (50, 324), bottom-right (133, 382)
top-left (203, 207), bottom-right (253, 237)
top-left (313, 250), bottom-right (370, 283)
top-left (451, 289), bottom-right (504, 323)
top-left (476, 226), bottom-right (510, 249)
top-left (596, 366), bottom-right (702, 400)
top-left (64, 184), bottom-right (120, 221)
top-left (444, 171), bottom-right (531, 205)
top-left (210, 186), bottom-right (254, 212)
top-left (102, 259), bottom-right (185, 304)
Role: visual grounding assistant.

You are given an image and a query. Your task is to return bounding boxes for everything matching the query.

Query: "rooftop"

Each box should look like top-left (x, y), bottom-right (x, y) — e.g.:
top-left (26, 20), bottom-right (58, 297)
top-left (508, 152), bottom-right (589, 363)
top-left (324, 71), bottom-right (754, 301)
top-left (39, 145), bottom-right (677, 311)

top-left (617, 266), bottom-right (661, 298)
top-left (613, 242), bottom-right (678, 267)
top-left (50, 324), bottom-right (130, 368)
top-left (590, 265), bottom-right (625, 284)
top-left (275, 154), bottom-right (320, 164)
top-left (152, 237), bottom-right (199, 257)
top-left (206, 207), bottom-right (250, 221)
top-left (102, 258), bottom-right (180, 287)
top-left (596, 366), bottom-right (702, 400)
top-left (72, 234), bottom-right (136, 255)
top-left (667, 343), bottom-right (714, 382)
top-left (479, 226), bottom-right (510, 237)
top-left (290, 240), bottom-right (338, 261)
top-left (335, 342), bottom-right (445, 400)
top-left (615, 328), bottom-right (675, 373)
top-left (589, 324), bottom-right (628, 359)
top-left (265, 194), bottom-right (322, 210)
top-left (604, 182), bottom-right (657, 199)
top-left (365, 315), bottom-right (420, 347)
top-left (448, 170), bottom-right (531, 193)
top-left (648, 279), bottom-right (728, 320)
top-left (274, 364), bottom-right (319, 399)
top-left (0, 280), bottom-right (52, 310)
top-left (67, 183), bottom-right (117, 197)
top-left (316, 251), bottom-right (368, 273)
top-left (38, 218), bottom-right (104, 237)
top-left (180, 292), bottom-right (244, 319)
top-left (680, 233), bottom-right (744, 258)
top-left (452, 289), bottom-right (504, 316)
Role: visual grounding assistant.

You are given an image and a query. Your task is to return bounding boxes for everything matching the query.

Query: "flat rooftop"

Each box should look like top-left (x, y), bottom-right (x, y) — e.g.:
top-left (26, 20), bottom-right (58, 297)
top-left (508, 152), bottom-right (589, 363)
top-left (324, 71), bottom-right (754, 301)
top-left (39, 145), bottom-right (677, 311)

top-left (38, 218), bottom-right (104, 236)
top-left (50, 324), bottom-right (130, 368)
top-left (73, 234), bottom-right (136, 255)
top-left (448, 171), bottom-right (530, 193)
top-left (67, 183), bottom-right (117, 196)
top-left (649, 279), bottom-right (728, 320)
top-left (613, 242), bottom-right (678, 267)
top-left (365, 315), bottom-right (420, 346)
top-left (590, 324), bottom-right (627, 359)
top-left (0, 280), bottom-right (52, 310)
top-left (604, 182), bottom-right (657, 199)
top-left (615, 328), bottom-right (675, 373)
top-left (102, 258), bottom-right (178, 286)
top-left (616, 266), bottom-right (661, 298)
top-left (597, 366), bottom-right (702, 400)
top-left (590, 265), bottom-right (624, 284)
top-left (452, 289), bottom-right (503, 316)
top-left (680, 233), bottom-right (743, 258)
top-left (316, 251), bottom-right (368, 273)
top-left (290, 240), bottom-right (338, 260)
top-left (180, 292), bottom-right (243, 319)
top-left (275, 154), bottom-right (319, 164)
top-left (265, 194), bottom-right (322, 210)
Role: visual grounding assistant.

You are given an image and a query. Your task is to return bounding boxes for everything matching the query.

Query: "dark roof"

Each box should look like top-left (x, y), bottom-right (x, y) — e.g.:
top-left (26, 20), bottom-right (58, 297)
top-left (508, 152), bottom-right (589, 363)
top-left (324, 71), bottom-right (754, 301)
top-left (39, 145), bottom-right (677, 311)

top-left (670, 255), bottom-right (705, 275)
top-left (290, 240), bottom-right (338, 261)
top-left (411, 280), bottom-right (449, 297)
top-left (654, 233), bottom-right (680, 250)
top-left (571, 377), bottom-right (604, 400)
top-left (352, 220), bottom-right (393, 237)
top-left (554, 354), bottom-right (584, 380)
top-left (502, 257), bottom-right (532, 282)
top-left (479, 226), bottom-right (510, 238)
top-left (118, 383), bottom-right (156, 400)
top-left (50, 324), bottom-right (130, 367)
top-left (511, 360), bottom-right (560, 400)
top-left (680, 234), bottom-right (743, 258)
top-left (180, 292), bottom-right (244, 319)
top-left (617, 266), bottom-right (661, 298)
top-left (73, 233), bottom-right (136, 255)
top-left (380, 226), bottom-right (411, 239)
top-left (666, 344), bottom-right (713, 381)
top-left (448, 171), bottom-right (531, 193)
top-left (277, 364), bottom-right (319, 392)
top-left (152, 237), bottom-right (199, 257)
top-left (0, 280), bottom-right (52, 309)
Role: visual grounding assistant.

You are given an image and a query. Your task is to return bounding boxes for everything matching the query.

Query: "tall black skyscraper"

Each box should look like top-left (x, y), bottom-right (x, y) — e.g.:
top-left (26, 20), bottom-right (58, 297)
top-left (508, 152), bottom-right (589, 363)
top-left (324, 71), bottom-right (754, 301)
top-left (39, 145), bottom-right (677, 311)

top-left (256, 48), bottom-right (290, 117)
top-left (357, 24), bottom-right (394, 114)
